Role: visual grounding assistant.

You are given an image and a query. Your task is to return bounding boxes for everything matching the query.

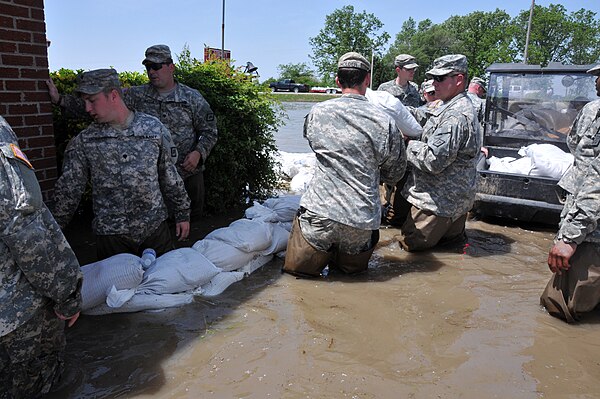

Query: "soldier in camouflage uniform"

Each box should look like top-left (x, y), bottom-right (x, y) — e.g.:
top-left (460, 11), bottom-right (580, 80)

top-left (48, 44), bottom-right (217, 220)
top-left (52, 69), bottom-right (191, 261)
top-left (0, 116), bottom-right (82, 397)
top-left (466, 76), bottom-right (487, 133)
top-left (377, 54), bottom-right (422, 108)
top-left (283, 52), bottom-right (407, 278)
top-left (397, 54), bottom-right (482, 252)
top-left (540, 64), bottom-right (600, 323)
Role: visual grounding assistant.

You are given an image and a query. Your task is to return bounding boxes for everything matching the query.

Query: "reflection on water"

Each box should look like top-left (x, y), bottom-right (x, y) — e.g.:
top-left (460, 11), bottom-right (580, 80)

top-left (273, 102), bottom-right (313, 153)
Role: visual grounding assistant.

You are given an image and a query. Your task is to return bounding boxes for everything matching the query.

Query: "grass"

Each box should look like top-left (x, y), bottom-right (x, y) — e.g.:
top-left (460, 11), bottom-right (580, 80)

top-left (271, 92), bottom-right (340, 102)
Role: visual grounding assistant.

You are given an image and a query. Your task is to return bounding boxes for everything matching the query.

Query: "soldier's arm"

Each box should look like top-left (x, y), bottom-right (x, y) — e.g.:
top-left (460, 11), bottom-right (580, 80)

top-left (46, 78), bottom-right (90, 120)
top-left (192, 95), bottom-right (218, 162)
top-left (380, 123), bottom-right (407, 185)
top-left (406, 116), bottom-right (462, 174)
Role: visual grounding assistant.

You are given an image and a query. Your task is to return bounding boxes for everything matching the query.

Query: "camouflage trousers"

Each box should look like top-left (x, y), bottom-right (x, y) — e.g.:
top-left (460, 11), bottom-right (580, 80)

top-left (0, 305), bottom-right (65, 399)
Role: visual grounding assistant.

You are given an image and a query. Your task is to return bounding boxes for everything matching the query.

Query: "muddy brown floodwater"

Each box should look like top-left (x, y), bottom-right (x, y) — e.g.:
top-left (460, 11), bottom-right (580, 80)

top-left (42, 215), bottom-right (600, 399)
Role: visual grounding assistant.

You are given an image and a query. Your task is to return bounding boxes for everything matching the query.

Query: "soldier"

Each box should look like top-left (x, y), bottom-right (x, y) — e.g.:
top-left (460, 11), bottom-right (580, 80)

top-left (540, 64), bottom-right (600, 323)
top-left (283, 52), bottom-right (406, 278)
top-left (52, 68), bottom-right (191, 260)
top-left (396, 54), bottom-right (482, 251)
top-left (467, 76), bottom-right (487, 132)
top-left (0, 116), bottom-right (82, 396)
top-left (48, 44), bottom-right (217, 221)
top-left (420, 79), bottom-right (438, 104)
top-left (377, 54), bottom-right (422, 107)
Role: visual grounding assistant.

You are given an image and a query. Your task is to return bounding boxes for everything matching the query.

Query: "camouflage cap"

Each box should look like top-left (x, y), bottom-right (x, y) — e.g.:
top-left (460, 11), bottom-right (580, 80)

top-left (338, 52), bottom-right (371, 71)
top-left (75, 68), bottom-right (121, 95)
top-left (143, 44), bottom-right (173, 65)
top-left (426, 54), bottom-right (468, 77)
top-left (586, 64), bottom-right (600, 76)
top-left (470, 76), bottom-right (487, 91)
top-left (421, 79), bottom-right (435, 93)
top-left (394, 54), bottom-right (418, 69)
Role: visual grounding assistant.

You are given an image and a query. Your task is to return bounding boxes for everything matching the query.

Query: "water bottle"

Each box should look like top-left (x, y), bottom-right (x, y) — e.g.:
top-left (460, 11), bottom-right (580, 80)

top-left (141, 248), bottom-right (156, 268)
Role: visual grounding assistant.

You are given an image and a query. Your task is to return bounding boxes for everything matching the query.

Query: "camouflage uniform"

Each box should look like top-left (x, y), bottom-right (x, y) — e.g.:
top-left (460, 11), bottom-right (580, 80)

top-left (467, 92), bottom-right (485, 132)
top-left (377, 80), bottom-right (422, 108)
top-left (0, 116), bottom-right (82, 397)
top-left (53, 111), bottom-right (190, 250)
top-left (540, 97), bottom-right (600, 322)
top-left (398, 55), bottom-right (482, 251)
top-left (283, 52), bottom-right (407, 277)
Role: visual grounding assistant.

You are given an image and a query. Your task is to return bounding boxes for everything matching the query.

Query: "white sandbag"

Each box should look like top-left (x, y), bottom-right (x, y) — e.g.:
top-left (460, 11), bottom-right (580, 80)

top-left (80, 253), bottom-right (144, 310)
top-left (276, 151), bottom-right (316, 178)
top-left (205, 219), bottom-right (273, 253)
top-left (106, 285), bottom-right (136, 308)
top-left (487, 156), bottom-right (533, 175)
top-left (192, 238), bottom-right (256, 272)
top-left (239, 254), bottom-right (274, 275)
top-left (261, 195), bottom-right (301, 222)
top-left (136, 248), bottom-right (220, 295)
top-left (365, 88), bottom-right (423, 138)
top-left (290, 168), bottom-right (314, 193)
top-left (201, 271), bottom-right (245, 297)
top-left (245, 202), bottom-right (278, 222)
top-left (83, 293), bottom-right (194, 315)
top-left (519, 143), bottom-right (573, 179)
top-left (260, 223), bottom-right (290, 255)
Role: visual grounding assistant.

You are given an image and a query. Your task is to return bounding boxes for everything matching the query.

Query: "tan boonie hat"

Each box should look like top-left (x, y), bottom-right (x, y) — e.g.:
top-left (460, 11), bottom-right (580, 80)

top-left (394, 54), bottom-right (418, 69)
top-left (143, 44), bottom-right (173, 64)
top-left (586, 64), bottom-right (600, 76)
top-left (426, 54), bottom-right (468, 77)
top-left (338, 52), bottom-right (371, 72)
top-left (75, 68), bottom-right (121, 95)
top-left (421, 79), bottom-right (435, 93)
top-left (470, 76), bottom-right (487, 92)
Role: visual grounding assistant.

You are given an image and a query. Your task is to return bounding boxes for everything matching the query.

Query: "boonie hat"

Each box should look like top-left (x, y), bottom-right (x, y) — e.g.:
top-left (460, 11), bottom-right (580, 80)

top-left (143, 44), bottom-right (173, 65)
top-left (586, 64), bottom-right (600, 76)
top-left (426, 54), bottom-right (468, 77)
top-left (421, 79), bottom-right (435, 93)
top-left (470, 77), bottom-right (487, 92)
top-left (338, 52), bottom-right (371, 72)
top-left (75, 68), bottom-right (121, 95)
top-left (394, 54), bottom-right (418, 69)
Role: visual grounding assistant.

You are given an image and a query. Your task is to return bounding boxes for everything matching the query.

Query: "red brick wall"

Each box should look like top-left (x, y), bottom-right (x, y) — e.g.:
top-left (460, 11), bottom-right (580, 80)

top-left (1, 0), bottom-right (56, 200)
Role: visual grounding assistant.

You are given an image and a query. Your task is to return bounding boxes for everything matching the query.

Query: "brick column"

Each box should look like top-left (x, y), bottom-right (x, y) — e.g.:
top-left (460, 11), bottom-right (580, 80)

top-left (0, 0), bottom-right (56, 200)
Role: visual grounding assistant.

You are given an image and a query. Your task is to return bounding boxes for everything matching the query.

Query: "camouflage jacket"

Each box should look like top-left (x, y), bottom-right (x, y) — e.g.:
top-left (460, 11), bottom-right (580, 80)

top-left (62, 82), bottom-right (218, 179)
top-left (402, 92), bottom-right (482, 219)
top-left (377, 79), bottom-right (422, 108)
top-left (300, 93), bottom-right (407, 230)
top-left (0, 116), bottom-right (82, 337)
top-left (53, 112), bottom-right (190, 242)
top-left (467, 92), bottom-right (485, 132)
top-left (556, 99), bottom-right (600, 244)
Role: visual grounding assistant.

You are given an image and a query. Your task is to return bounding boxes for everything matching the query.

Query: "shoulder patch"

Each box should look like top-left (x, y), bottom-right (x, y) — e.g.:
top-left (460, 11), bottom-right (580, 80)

top-left (206, 113), bottom-right (215, 122)
top-left (10, 143), bottom-right (33, 169)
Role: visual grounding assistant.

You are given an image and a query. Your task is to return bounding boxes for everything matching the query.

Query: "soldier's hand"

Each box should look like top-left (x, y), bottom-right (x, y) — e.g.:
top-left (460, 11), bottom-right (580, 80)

top-left (55, 310), bottom-right (81, 328)
top-left (182, 150), bottom-right (202, 172)
top-left (176, 221), bottom-right (190, 241)
top-left (547, 240), bottom-right (577, 275)
top-left (46, 78), bottom-right (60, 105)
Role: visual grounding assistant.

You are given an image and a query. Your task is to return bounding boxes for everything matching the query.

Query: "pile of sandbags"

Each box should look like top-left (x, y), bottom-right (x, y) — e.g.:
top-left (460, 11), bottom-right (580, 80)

top-left (81, 195), bottom-right (301, 315)
top-left (487, 143), bottom-right (573, 179)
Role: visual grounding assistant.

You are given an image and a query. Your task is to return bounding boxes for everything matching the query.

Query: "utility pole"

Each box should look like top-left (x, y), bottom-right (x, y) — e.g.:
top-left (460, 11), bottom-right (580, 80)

top-left (523, 0), bottom-right (535, 64)
top-left (221, 0), bottom-right (225, 60)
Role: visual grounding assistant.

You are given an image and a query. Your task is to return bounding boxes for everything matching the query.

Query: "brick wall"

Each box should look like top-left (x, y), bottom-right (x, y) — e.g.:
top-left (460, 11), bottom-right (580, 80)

top-left (1, 0), bottom-right (56, 200)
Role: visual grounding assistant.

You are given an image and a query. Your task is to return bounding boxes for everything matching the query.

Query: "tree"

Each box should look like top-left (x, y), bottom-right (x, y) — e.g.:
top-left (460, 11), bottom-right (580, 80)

top-left (309, 5), bottom-right (390, 85)
top-left (276, 62), bottom-right (319, 86)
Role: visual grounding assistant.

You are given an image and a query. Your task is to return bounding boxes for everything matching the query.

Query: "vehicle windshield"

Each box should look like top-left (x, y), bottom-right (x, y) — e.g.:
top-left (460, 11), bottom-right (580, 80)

top-left (486, 71), bottom-right (597, 143)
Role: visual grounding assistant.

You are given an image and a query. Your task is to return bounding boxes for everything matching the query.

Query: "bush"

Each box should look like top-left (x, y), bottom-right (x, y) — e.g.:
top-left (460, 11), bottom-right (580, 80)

top-left (50, 56), bottom-right (284, 215)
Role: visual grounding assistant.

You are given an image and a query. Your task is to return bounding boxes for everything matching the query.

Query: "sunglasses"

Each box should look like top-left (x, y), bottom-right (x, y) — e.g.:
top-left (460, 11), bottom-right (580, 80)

top-left (145, 62), bottom-right (165, 71)
top-left (432, 73), bottom-right (461, 83)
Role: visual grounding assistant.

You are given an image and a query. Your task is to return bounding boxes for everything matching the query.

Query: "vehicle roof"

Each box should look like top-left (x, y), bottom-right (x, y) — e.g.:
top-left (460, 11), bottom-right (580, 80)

top-left (487, 62), bottom-right (595, 74)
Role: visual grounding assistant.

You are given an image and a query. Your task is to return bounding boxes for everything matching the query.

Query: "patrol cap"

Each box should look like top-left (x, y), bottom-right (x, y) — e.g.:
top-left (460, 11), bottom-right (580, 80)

top-left (426, 54), bottom-right (468, 77)
top-left (421, 79), bottom-right (435, 93)
top-left (586, 64), bottom-right (600, 76)
top-left (75, 68), bottom-right (121, 95)
top-left (470, 77), bottom-right (487, 92)
top-left (143, 44), bottom-right (173, 65)
top-left (394, 54), bottom-right (418, 69)
top-left (338, 52), bottom-right (371, 72)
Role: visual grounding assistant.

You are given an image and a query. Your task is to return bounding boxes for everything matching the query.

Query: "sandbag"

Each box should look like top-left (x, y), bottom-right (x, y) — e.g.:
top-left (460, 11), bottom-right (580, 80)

top-left (290, 168), bottom-right (314, 193)
top-left (487, 156), bottom-right (533, 175)
top-left (260, 223), bottom-right (290, 255)
top-left (519, 143), bottom-right (573, 179)
top-left (201, 271), bottom-right (245, 297)
top-left (136, 248), bottom-right (220, 295)
top-left (192, 238), bottom-right (256, 272)
top-left (238, 255), bottom-right (274, 275)
top-left (82, 293), bottom-right (194, 315)
top-left (261, 195), bottom-right (301, 222)
top-left (80, 253), bottom-right (144, 310)
top-left (205, 219), bottom-right (273, 253)
top-left (245, 202), bottom-right (278, 222)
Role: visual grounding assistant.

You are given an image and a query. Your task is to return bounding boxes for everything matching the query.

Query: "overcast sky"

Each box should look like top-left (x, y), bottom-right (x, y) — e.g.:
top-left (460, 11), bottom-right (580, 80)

top-left (45, 0), bottom-right (599, 81)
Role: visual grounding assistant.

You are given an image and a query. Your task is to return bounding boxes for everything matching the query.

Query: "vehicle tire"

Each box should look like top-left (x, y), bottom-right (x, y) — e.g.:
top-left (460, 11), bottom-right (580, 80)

top-left (271, 87), bottom-right (277, 93)
top-left (293, 87), bottom-right (299, 93)
top-left (326, 89), bottom-right (333, 94)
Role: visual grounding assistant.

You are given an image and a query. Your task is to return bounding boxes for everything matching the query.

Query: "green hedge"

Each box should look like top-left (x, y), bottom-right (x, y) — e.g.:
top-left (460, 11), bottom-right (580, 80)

top-left (50, 57), bottom-right (284, 215)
